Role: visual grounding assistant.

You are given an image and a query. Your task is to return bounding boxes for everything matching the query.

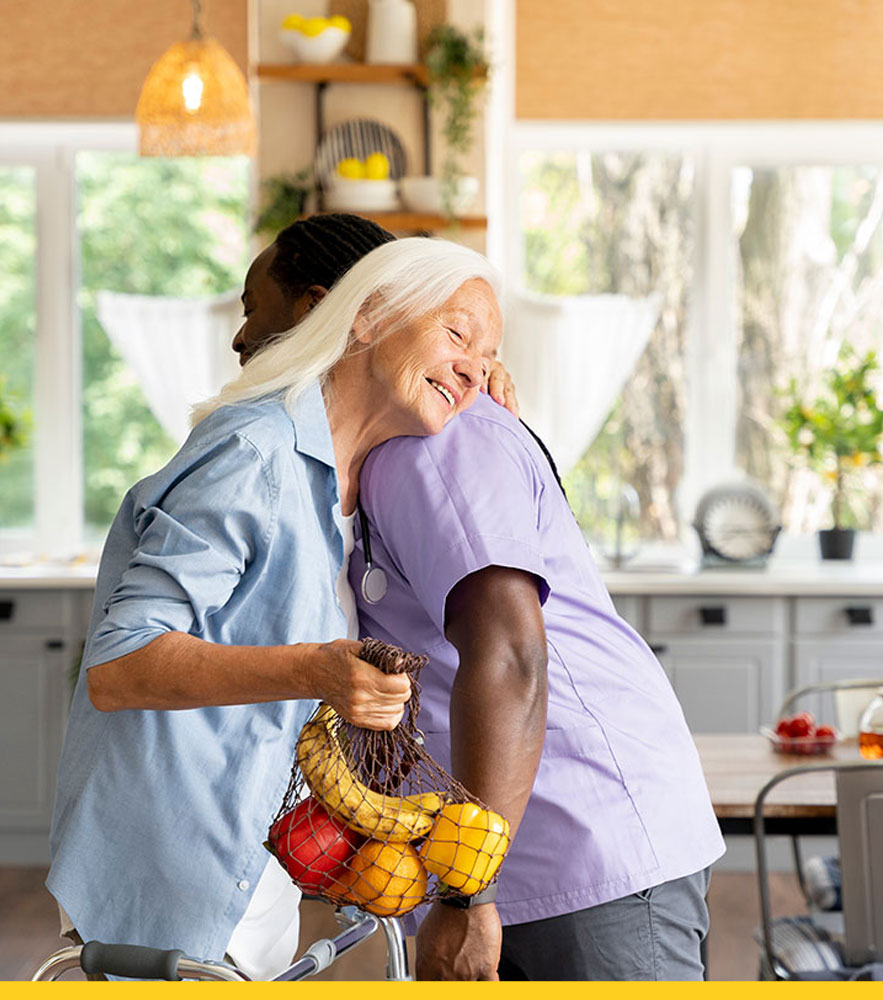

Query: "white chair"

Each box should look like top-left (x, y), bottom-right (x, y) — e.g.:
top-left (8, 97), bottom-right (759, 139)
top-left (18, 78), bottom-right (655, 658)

top-left (754, 761), bottom-right (883, 980)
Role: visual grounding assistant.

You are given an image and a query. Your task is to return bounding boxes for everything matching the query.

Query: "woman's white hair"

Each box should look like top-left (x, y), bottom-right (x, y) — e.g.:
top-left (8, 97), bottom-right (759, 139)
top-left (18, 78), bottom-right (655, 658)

top-left (191, 236), bottom-right (501, 426)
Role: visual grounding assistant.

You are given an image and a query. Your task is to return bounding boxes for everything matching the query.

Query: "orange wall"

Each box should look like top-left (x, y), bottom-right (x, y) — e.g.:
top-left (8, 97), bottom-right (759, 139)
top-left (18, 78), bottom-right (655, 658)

top-left (516, 0), bottom-right (883, 119)
top-left (0, 0), bottom-right (247, 118)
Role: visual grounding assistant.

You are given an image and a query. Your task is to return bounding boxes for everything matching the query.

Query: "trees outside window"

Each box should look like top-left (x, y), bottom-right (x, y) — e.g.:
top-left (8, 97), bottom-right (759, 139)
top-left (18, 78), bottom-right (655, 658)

top-left (0, 125), bottom-right (249, 555)
top-left (513, 126), bottom-right (883, 553)
top-left (0, 166), bottom-right (36, 532)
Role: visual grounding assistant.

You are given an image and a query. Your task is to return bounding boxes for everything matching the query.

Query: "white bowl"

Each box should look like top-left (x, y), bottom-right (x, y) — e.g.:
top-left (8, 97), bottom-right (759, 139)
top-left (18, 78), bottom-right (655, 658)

top-left (324, 179), bottom-right (399, 212)
top-left (399, 175), bottom-right (479, 216)
top-left (279, 26), bottom-right (350, 64)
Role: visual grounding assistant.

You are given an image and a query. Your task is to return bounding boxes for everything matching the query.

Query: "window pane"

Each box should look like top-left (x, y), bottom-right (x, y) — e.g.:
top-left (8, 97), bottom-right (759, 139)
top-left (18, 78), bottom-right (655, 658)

top-left (734, 165), bottom-right (883, 533)
top-left (519, 151), bottom-right (695, 546)
top-left (0, 166), bottom-right (36, 533)
top-left (77, 153), bottom-right (249, 539)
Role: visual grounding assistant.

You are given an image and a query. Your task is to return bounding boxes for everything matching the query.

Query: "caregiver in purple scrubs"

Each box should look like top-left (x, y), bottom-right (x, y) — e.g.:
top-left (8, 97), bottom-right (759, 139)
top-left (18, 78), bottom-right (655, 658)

top-left (351, 392), bottom-right (725, 981)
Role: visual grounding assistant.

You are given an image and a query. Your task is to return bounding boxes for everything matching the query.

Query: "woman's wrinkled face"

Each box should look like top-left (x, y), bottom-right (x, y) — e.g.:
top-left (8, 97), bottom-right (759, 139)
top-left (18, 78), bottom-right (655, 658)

top-left (357, 278), bottom-right (503, 437)
top-left (233, 244), bottom-right (316, 364)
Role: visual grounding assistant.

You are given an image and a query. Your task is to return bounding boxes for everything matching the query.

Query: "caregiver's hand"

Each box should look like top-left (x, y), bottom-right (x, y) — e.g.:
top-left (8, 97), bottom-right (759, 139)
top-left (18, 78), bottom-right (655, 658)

top-left (483, 359), bottom-right (519, 418)
top-left (308, 638), bottom-right (411, 730)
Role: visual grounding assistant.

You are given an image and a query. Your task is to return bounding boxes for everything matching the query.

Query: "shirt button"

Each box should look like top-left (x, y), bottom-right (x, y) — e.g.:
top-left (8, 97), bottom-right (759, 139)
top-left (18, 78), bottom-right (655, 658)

top-left (238, 879), bottom-right (250, 891)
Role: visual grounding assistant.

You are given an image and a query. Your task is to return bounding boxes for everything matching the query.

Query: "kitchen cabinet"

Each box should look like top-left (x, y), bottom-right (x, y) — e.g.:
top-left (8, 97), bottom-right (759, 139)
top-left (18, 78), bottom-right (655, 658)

top-left (644, 596), bottom-right (787, 733)
top-left (792, 596), bottom-right (883, 728)
top-left (0, 589), bottom-right (91, 864)
top-left (5, 563), bottom-right (883, 864)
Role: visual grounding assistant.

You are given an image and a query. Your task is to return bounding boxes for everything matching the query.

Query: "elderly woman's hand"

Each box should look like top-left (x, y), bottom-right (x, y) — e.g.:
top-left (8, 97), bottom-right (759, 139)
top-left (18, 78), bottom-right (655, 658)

top-left (309, 639), bottom-right (411, 730)
top-left (484, 360), bottom-right (519, 417)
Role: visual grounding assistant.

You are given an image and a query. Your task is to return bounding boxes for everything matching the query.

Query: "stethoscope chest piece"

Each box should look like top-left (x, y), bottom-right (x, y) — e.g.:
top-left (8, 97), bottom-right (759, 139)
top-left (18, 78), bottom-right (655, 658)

top-left (361, 565), bottom-right (388, 604)
top-left (357, 498), bottom-right (388, 605)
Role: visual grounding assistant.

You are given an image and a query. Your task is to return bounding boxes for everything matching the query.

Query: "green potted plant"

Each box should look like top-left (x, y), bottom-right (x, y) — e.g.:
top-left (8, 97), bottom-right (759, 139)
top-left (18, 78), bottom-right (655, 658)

top-left (0, 380), bottom-right (29, 461)
top-left (423, 24), bottom-right (489, 219)
top-left (780, 346), bottom-right (883, 559)
top-left (253, 169), bottom-right (314, 236)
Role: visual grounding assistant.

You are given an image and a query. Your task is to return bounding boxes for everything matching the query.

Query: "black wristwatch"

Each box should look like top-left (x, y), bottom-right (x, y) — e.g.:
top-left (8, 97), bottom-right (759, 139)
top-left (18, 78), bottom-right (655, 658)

top-left (438, 882), bottom-right (498, 909)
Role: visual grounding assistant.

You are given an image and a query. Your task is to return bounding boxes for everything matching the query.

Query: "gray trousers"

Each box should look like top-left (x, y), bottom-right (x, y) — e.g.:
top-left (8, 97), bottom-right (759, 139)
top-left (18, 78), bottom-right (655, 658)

top-left (498, 868), bottom-right (711, 981)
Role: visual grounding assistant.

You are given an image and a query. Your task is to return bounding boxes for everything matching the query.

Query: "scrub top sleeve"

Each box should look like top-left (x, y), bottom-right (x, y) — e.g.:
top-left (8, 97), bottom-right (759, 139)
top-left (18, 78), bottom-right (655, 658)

top-left (362, 415), bottom-right (551, 636)
top-left (85, 434), bottom-right (278, 667)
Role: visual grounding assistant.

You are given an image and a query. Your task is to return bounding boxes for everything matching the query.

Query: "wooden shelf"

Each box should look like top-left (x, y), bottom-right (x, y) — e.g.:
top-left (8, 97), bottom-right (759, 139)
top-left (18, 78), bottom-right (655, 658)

top-left (255, 63), bottom-right (429, 87)
top-left (315, 211), bottom-right (487, 232)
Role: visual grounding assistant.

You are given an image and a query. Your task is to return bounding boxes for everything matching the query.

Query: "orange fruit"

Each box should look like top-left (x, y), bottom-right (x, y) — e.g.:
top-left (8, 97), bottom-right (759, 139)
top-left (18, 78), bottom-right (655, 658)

top-left (336, 839), bottom-right (427, 917)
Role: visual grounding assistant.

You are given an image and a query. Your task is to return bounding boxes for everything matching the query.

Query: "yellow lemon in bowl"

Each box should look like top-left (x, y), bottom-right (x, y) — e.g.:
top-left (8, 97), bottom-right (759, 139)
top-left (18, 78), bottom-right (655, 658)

top-left (364, 153), bottom-right (390, 180)
top-left (281, 14), bottom-right (304, 30)
top-left (329, 15), bottom-right (352, 32)
top-left (303, 16), bottom-right (328, 37)
top-left (337, 157), bottom-right (367, 180)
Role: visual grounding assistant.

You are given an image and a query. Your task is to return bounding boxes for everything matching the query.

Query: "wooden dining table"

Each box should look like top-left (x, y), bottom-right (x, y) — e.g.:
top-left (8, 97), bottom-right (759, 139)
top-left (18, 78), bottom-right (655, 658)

top-left (693, 732), bottom-right (866, 836)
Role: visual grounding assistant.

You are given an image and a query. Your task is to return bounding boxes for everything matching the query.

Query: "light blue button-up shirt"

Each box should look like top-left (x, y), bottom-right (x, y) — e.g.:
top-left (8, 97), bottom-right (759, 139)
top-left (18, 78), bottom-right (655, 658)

top-left (352, 393), bottom-right (725, 927)
top-left (48, 381), bottom-right (347, 962)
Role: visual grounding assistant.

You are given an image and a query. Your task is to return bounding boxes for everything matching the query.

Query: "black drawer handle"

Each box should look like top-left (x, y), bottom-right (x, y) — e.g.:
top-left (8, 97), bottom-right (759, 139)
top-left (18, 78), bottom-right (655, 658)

top-left (699, 606), bottom-right (727, 626)
top-left (45, 639), bottom-right (65, 650)
top-left (649, 644), bottom-right (668, 657)
top-left (845, 606), bottom-right (874, 626)
top-left (0, 600), bottom-right (13, 621)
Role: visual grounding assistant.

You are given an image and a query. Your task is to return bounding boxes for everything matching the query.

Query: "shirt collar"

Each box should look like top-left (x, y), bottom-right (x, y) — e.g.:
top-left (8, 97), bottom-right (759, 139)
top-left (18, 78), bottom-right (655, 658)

top-left (290, 379), bottom-right (337, 469)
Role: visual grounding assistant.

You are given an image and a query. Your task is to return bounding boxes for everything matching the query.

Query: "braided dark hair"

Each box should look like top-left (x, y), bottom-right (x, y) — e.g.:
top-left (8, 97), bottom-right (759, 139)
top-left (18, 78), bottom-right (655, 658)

top-left (268, 213), bottom-right (397, 301)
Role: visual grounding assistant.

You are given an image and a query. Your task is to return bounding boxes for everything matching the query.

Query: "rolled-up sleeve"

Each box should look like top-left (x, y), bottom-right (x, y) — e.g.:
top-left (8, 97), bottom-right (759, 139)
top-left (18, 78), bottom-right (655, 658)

top-left (361, 413), bottom-right (551, 635)
top-left (85, 434), bottom-right (277, 668)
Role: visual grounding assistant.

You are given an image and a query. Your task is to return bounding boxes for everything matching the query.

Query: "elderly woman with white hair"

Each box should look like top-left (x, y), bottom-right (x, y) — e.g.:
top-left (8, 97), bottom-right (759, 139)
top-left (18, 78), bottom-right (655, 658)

top-left (47, 236), bottom-right (503, 977)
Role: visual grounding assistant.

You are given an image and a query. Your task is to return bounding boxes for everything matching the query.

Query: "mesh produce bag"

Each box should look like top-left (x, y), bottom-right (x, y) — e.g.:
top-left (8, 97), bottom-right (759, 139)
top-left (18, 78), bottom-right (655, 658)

top-left (266, 638), bottom-right (510, 917)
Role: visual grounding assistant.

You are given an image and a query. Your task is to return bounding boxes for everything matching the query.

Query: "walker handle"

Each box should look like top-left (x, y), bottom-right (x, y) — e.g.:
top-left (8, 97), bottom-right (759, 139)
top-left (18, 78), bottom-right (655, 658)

top-left (80, 940), bottom-right (185, 980)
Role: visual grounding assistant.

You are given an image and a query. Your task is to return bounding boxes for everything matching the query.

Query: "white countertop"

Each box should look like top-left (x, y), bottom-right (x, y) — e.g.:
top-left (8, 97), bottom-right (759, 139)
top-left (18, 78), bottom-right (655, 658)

top-left (602, 559), bottom-right (883, 596)
top-left (5, 555), bottom-right (883, 595)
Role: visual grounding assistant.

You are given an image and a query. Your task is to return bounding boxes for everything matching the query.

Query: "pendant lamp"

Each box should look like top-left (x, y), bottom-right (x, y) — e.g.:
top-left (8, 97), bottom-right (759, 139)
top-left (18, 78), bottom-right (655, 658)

top-left (135, 0), bottom-right (255, 157)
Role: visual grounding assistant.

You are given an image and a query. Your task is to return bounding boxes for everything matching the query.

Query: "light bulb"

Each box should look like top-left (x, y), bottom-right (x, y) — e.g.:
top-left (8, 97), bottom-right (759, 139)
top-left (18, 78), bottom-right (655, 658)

top-left (181, 68), bottom-right (204, 113)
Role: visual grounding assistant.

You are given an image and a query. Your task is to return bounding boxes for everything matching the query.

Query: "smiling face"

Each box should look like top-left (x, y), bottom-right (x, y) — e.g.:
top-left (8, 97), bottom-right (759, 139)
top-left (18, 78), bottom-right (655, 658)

top-left (355, 278), bottom-right (503, 438)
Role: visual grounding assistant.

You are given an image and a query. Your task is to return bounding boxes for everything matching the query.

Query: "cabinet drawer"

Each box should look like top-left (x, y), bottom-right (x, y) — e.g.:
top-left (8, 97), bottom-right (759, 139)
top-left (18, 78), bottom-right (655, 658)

top-left (0, 591), bottom-right (73, 632)
top-left (647, 596), bottom-right (784, 635)
top-left (794, 597), bottom-right (883, 636)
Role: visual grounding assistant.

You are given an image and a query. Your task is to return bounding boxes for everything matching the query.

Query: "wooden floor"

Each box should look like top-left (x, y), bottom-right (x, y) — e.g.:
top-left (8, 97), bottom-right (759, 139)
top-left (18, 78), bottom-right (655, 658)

top-left (4, 866), bottom-right (806, 981)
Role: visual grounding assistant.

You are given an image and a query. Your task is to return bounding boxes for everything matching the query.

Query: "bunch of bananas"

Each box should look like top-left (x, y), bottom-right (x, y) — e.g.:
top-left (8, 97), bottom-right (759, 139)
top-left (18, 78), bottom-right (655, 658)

top-left (297, 704), bottom-right (443, 841)
top-left (293, 703), bottom-right (510, 913)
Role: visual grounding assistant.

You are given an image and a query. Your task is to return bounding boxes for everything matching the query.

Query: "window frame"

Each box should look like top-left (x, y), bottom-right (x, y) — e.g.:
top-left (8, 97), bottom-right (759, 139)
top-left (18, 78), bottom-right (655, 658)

top-left (0, 123), bottom-right (137, 557)
top-left (501, 119), bottom-right (883, 544)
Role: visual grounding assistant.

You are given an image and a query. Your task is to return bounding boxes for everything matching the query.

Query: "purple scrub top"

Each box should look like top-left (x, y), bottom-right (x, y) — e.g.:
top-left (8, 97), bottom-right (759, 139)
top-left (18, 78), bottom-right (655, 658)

top-left (351, 393), bottom-right (724, 925)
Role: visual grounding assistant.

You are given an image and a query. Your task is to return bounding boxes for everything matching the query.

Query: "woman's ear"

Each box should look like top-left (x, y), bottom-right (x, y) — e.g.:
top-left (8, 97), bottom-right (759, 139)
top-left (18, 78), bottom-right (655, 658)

top-left (351, 294), bottom-right (380, 345)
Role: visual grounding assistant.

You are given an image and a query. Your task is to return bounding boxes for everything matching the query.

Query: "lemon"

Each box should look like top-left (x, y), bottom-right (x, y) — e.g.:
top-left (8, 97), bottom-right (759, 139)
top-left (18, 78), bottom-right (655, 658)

top-left (302, 16), bottom-right (328, 37)
top-left (364, 152), bottom-right (390, 180)
top-left (281, 14), bottom-right (304, 30)
top-left (328, 15), bottom-right (352, 33)
top-left (337, 157), bottom-right (366, 180)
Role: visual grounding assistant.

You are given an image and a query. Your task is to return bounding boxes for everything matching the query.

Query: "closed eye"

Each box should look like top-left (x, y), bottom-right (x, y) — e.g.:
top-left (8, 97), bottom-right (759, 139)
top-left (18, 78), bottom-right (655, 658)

top-left (448, 327), bottom-right (464, 342)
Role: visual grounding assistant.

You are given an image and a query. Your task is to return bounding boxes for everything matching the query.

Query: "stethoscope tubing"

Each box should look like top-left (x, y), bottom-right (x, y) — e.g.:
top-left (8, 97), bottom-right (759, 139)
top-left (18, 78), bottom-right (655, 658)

top-left (356, 499), bottom-right (388, 604)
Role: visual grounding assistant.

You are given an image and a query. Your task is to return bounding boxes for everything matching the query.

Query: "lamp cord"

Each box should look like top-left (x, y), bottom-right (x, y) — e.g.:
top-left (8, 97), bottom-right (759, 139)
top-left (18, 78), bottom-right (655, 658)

top-left (190, 0), bottom-right (204, 40)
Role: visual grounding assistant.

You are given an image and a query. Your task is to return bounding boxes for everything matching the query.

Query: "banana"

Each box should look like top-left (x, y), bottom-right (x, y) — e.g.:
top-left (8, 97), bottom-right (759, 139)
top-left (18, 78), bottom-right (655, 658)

top-left (297, 704), bottom-right (443, 842)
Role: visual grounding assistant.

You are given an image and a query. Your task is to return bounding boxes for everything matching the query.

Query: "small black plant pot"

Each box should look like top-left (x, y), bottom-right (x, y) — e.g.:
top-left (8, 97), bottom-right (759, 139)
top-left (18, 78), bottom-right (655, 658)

top-left (818, 528), bottom-right (855, 561)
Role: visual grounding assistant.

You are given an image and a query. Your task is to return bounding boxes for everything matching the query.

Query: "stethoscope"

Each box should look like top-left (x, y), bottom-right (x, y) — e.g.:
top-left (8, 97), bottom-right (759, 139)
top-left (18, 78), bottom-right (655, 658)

top-left (356, 499), bottom-right (388, 604)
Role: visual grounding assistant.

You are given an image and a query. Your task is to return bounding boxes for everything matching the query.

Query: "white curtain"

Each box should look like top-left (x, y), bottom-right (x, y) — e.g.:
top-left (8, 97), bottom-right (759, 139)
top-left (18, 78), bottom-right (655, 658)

top-left (502, 291), bottom-right (662, 474)
top-left (96, 290), bottom-right (243, 445)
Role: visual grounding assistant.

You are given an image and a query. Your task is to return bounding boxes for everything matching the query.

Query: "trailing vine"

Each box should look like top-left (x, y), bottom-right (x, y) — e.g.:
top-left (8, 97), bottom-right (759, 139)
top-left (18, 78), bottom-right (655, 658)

top-left (424, 25), bottom-right (489, 219)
